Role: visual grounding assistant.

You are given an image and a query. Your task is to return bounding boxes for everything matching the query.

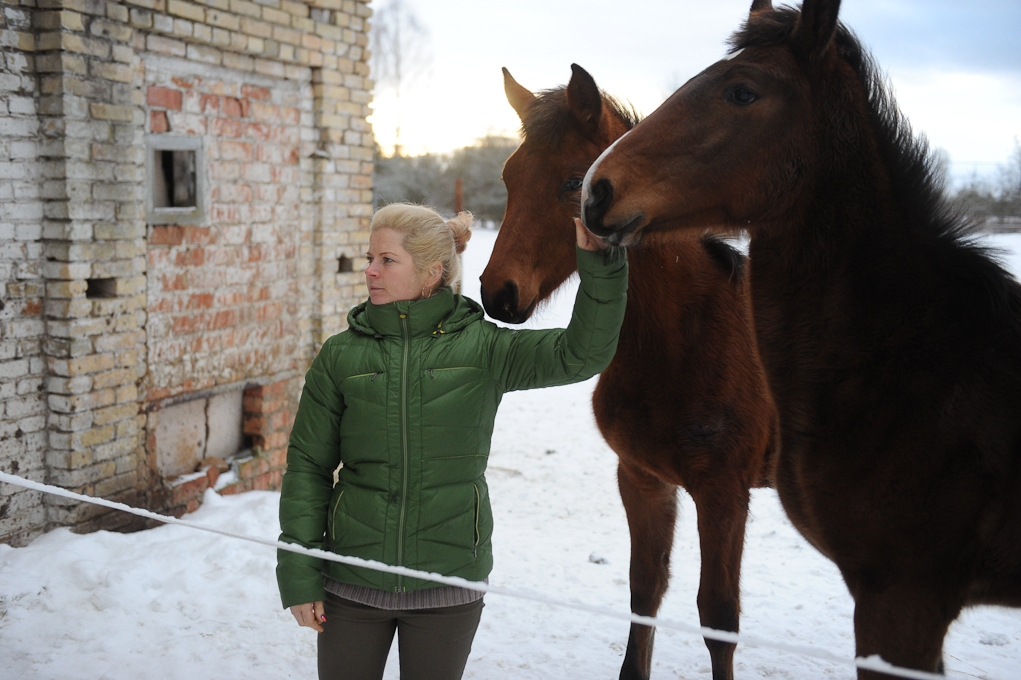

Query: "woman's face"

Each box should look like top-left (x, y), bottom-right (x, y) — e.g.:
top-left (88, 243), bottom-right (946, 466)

top-left (365, 228), bottom-right (436, 305)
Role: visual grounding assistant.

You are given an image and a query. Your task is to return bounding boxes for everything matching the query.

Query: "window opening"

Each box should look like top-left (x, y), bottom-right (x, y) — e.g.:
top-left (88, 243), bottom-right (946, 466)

top-left (154, 150), bottom-right (197, 208)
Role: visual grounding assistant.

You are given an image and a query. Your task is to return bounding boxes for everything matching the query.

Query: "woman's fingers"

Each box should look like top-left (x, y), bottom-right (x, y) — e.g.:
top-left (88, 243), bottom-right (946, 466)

top-left (290, 602), bottom-right (326, 632)
top-left (574, 217), bottom-right (608, 251)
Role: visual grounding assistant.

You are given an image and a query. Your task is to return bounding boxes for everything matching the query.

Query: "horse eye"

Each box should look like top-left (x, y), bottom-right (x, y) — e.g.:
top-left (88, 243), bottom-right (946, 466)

top-left (726, 85), bottom-right (759, 106)
top-left (563, 177), bottom-right (584, 193)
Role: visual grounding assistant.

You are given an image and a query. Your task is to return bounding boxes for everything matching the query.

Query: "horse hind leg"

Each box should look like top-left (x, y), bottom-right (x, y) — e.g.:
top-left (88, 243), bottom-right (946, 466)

top-left (616, 461), bottom-right (679, 680)
top-left (852, 582), bottom-right (961, 679)
top-left (690, 483), bottom-right (751, 680)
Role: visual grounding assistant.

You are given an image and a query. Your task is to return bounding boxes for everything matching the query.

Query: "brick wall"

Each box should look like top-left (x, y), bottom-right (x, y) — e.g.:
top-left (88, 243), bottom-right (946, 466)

top-left (0, 0), bottom-right (48, 545)
top-left (0, 0), bottom-right (373, 545)
top-left (143, 57), bottom-right (313, 401)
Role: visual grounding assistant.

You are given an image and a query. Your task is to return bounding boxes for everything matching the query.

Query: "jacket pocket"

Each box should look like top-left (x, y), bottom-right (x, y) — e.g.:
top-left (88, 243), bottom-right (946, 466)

top-left (339, 371), bottom-right (387, 407)
top-left (328, 489), bottom-right (345, 544)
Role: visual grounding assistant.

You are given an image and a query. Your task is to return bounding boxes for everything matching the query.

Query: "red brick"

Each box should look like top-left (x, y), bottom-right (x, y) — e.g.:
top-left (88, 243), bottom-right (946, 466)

top-left (222, 97), bottom-right (243, 117)
top-left (205, 465), bottom-right (220, 487)
top-left (171, 76), bottom-right (197, 89)
top-left (245, 395), bottom-right (284, 414)
top-left (147, 86), bottom-right (182, 110)
top-left (267, 447), bottom-right (288, 468)
top-left (241, 84), bottom-right (271, 101)
top-left (273, 166), bottom-right (299, 184)
top-left (211, 117), bottom-right (243, 138)
top-left (265, 432), bottom-right (289, 451)
top-left (208, 309), bottom-right (238, 330)
top-left (244, 123), bottom-right (270, 141)
top-left (246, 381), bottom-right (288, 399)
top-left (151, 110), bottom-right (169, 133)
top-left (209, 205), bottom-right (241, 222)
top-left (200, 94), bottom-right (219, 113)
top-left (256, 302), bottom-right (283, 322)
top-left (237, 455), bottom-right (269, 478)
top-left (183, 226), bottom-right (213, 245)
top-left (282, 107), bottom-right (300, 125)
top-left (214, 184), bottom-right (253, 203)
top-left (218, 481), bottom-right (244, 496)
top-left (243, 414), bottom-right (265, 434)
top-left (161, 273), bottom-right (187, 291)
top-left (172, 314), bottom-right (206, 335)
top-left (220, 140), bottom-right (252, 161)
top-left (151, 225), bottom-right (185, 245)
top-left (250, 101), bottom-right (280, 122)
top-left (186, 293), bottom-right (214, 309)
top-left (175, 249), bottom-right (205, 267)
top-left (171, 474), bottom-right (209, 504)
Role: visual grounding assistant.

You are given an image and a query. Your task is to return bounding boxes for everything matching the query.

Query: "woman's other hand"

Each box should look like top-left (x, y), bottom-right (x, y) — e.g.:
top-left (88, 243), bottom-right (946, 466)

top-left (290, 600), bottom-right (326, 632)
top-left (575, 217), bottom-right (609, 252)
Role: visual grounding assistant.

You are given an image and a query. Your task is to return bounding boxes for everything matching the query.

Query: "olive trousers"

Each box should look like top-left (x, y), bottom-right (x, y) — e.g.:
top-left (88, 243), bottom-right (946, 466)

top-left (318, 591), bottom-right (484, 680)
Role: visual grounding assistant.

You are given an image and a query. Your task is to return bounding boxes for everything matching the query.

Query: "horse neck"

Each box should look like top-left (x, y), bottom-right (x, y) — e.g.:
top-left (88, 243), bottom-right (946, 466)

top-left (618, 233), bottom-right (729, 347)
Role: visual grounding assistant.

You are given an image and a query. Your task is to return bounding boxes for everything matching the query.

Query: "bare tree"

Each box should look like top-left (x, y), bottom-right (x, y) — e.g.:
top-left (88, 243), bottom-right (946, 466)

top-left (997, 138), bottom-right (1021, 211)
top-left (370, 0), bottom-right (432, 156)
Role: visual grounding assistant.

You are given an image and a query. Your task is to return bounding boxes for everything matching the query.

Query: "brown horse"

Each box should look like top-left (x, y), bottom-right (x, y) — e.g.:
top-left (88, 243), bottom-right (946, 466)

top-left (481, 64), bottom-right (778, 680)
top-left (582, 1), bottom-right (1021, 677)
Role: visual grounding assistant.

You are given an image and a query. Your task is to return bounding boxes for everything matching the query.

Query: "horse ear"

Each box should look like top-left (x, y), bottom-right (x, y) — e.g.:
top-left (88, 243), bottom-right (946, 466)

top-left (791, 0), bottom-right (841, 63)
top-left (503, 67), bottom-right (536, 120)
top-left (749, 0), bottom-right (772, 13)
top-left (566, 63), bottom-right (602, 137)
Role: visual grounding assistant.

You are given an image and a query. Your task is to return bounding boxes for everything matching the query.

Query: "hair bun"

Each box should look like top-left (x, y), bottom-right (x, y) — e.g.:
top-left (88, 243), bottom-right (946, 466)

top-left (446, 211), bottom-right (474, 254)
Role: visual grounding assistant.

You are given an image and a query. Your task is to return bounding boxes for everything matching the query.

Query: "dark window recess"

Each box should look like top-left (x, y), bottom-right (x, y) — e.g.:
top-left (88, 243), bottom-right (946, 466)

top-left (337, 255), bottom-right (353, 273)
top-left (86, 278), bottom-right (117, 299)
top-left (153, 149), bottom-right (197, 208)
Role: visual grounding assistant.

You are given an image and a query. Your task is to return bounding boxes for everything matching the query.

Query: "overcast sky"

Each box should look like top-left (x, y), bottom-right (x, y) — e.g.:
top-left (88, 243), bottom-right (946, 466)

top-left (368, 0), bottom-right (1021, 185)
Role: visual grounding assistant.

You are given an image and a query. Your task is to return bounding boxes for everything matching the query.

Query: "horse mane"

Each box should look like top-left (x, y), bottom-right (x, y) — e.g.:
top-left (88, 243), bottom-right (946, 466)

top-left (731, 7), bottom-right (1021, 317)
top-left (521, 87), bottom-right (641, 147)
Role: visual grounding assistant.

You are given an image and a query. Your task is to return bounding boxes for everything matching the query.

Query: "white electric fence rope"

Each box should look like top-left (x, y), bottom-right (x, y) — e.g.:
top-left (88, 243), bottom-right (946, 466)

top-left (0, 471), bottom-right (944, 680)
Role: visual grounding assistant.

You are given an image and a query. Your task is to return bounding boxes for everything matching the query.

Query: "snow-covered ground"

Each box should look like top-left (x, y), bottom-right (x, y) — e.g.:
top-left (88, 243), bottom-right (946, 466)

top-left (2, 230), bottom-right (1020, 679)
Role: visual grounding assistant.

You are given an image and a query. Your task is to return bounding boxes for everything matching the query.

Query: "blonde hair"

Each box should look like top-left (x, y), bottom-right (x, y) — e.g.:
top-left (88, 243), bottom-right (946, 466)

top-left (369, 203), bottom-right (473, 290)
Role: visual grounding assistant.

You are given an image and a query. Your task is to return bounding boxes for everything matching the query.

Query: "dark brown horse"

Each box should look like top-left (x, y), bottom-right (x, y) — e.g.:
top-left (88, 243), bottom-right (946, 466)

top-left (481, 64), bottom-right (778, 680)
top-left (582, 1), bottom-right (1021, 677)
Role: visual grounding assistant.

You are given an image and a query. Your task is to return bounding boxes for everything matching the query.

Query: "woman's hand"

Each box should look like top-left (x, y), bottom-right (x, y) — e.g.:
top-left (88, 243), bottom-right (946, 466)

top-left (290, 600), bottom-right (326, 632)
top-left (575, 217), bottom-right (610, 252)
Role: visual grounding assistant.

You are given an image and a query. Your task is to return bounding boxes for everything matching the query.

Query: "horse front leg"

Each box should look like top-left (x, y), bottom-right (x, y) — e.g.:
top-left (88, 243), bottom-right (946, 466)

top-left (616, 460), bottom-right (679, 680)
top-left (851, 581), bottom-right (960, 679)
top-left (690, 483), bottom-right (750, 680)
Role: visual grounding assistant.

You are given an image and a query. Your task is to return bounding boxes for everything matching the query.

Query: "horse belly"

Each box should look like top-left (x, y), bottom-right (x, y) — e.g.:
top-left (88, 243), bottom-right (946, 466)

top-left (593, 364), bottom-right (767, 489)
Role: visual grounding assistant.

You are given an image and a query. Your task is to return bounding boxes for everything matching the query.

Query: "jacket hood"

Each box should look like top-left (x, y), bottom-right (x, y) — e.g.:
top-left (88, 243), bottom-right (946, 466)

top-left (347, 288), bottom-right (485, 339)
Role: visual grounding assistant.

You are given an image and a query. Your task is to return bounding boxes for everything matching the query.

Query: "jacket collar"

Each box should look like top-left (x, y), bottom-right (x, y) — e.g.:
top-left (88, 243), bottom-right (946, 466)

top-left (349, 288), bottom-right (483, 339)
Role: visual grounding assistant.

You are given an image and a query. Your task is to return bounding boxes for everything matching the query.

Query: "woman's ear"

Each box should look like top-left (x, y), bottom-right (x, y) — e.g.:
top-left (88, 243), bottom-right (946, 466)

top-left (426, 263), bottom-right (443, 289)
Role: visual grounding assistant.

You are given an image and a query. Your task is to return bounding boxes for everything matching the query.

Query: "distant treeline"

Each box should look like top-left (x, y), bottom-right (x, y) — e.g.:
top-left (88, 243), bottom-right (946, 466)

top-left (373, 135), bottom-right (519, 223)
top-left (372, 137), bottom-right (1021, 229)
top-left (950, 142), bottom-right (1021, 227)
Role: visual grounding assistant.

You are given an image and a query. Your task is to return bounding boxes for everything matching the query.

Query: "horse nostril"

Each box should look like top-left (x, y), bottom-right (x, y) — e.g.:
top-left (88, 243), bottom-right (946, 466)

top-left (482, 280), bottom-right (520, 323)
top-left (583, 178), bottom-right (614, 234)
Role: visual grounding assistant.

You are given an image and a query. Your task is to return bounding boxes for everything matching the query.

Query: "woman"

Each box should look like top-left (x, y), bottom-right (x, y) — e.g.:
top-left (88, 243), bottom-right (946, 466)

top-left (277, 203), bottom-right (627, 680)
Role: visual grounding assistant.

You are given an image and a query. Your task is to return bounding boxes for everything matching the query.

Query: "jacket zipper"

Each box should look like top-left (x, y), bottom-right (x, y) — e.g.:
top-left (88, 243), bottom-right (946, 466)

top-left (473, 483), bottom-right (480, 559)
top-left (396, 312), bottom-right (411, 592)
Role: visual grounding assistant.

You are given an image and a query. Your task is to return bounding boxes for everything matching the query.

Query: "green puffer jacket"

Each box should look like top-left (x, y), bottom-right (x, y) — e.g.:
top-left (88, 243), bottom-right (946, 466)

top-left (276, 246), bottom-right (627, 609)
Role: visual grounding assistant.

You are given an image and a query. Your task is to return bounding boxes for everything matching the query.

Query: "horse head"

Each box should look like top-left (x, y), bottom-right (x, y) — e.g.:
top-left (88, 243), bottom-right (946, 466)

top-left (481, 65), bottom-right (635, 323)
top-left (581, 0), bottom-right (843, 245)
